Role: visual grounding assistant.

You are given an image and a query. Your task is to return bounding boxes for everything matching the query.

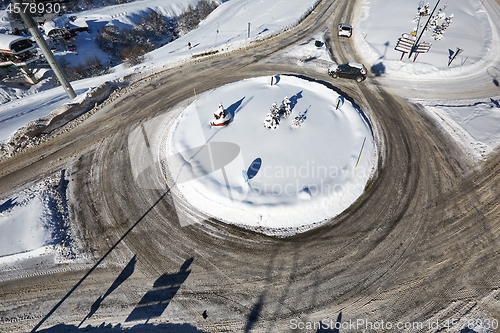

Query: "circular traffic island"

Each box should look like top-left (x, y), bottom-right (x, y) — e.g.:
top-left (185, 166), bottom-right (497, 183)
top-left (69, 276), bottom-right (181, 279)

top-left (165, 75), bottom-right (375, 236)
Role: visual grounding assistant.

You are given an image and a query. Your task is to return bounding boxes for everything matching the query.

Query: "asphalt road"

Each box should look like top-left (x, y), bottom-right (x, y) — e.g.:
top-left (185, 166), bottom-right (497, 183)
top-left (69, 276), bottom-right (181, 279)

top-left (1, 0), bottom-right (500, 332)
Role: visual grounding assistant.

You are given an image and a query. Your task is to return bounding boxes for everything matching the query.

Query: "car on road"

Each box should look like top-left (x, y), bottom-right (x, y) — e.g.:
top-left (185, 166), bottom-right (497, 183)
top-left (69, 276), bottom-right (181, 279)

top-left (338, 23), bottom-right (352, 37)
top-left (328, 62), bottom-right (367, 82)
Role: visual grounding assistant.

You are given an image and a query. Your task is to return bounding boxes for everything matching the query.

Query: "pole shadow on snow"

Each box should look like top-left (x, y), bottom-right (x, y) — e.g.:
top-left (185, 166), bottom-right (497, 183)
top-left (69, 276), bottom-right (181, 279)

top-left (244, 293), bottom-right (265, 333)
top-left (258, 28), bottom-right (269, 35)
top-left (31, 190), bottom-right (172, 333)
top-left (316, 312), bottom-right (342, 333)
top-left (247, 158), bottom-right (262, 180)
top-left (78, 255), bottom-right (137, 327)
top-left (379, 41), bottom-right (390, 59)
top-left (125, 258), bottom-right (193, 322)
top-left (264, 242), bottom-right (302, 332)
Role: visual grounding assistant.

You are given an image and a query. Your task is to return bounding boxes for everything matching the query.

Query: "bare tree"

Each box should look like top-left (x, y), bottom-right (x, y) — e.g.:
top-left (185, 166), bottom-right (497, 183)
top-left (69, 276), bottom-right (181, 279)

top-left (198, 0), bottom-right (218, 20)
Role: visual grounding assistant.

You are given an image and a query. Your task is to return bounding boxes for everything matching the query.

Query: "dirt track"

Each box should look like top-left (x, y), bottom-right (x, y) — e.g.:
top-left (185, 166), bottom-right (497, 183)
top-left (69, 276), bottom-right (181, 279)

top-left (1, 0), bottom-right (500, 332)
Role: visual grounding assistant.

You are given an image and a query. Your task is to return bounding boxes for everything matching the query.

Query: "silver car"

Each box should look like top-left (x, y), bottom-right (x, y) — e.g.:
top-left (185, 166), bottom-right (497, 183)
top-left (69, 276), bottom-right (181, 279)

top-left (338, 23), bottom-right (352, 38)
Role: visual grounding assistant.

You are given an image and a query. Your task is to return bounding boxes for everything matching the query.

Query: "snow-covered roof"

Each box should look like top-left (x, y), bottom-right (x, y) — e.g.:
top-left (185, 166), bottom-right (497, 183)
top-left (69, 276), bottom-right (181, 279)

top-left (43, 15), bottom-right (69, 35)
top-left (42, 21), bottom-right (60, 35)
top-left (42, 15), bottom-right (88, 36)
top-left (0, 33), bottom-right (34, 54)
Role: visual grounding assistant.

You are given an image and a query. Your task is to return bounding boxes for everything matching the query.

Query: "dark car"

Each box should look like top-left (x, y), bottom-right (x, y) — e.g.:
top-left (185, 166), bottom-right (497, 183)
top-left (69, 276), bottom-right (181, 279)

top-left (328, 62), bottom-right (367, 82)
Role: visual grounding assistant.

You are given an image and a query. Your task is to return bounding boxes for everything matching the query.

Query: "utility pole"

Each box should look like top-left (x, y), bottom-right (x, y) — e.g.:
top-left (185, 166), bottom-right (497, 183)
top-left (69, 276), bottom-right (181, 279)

top-left (409, 0), bottom-right (440, 59)
top-left (13, 0), bottom-right (77, 99)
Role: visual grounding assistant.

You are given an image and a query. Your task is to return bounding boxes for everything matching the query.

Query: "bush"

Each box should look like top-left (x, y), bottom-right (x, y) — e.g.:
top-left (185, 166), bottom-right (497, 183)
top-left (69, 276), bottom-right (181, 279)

top-left (94, 0), bottom-right (219, 66)
top-left (140, 11), bottom-right (168, 41)
top-left (51, 55), bottom-right (111, 84)
top-left (96, 25), bottom-right (122, 58)
top-left (177, 0), bottom-right (219, 36)
top-left (177, 4), bottom-right (199, 36)
top-left (120, 44), bottom-right (148, 66)
top-left (197, 0), bottom-right (219, 20)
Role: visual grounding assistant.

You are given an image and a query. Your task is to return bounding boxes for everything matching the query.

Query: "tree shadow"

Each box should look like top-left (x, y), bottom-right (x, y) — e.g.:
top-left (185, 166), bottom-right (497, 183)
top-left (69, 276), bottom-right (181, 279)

top-left (487, 67), bottom-right (500, 87)
top-left (289, 91), bottom-right (303, 111)
top-left (448, 48), bottom-right (455, 60)
top-left (460, 328), bottom-right (478, 333)
top-left (125, 258), bottom-right (193, 322)
top-left (292, 106), bottom-right (309, 127)
top-left (247, 158), bottom-right (262, 180)
top-left (31, 190), bottom-right (172, 332)
top-left (37, 322), bottom-right (206, 332)
top-left (371, 62), bottom-right (386, 77)
top-left (225, 97), bottom-right (245, 119)
top-left (79, 255), bottom-right (137, 327)
top-left (0, 197), bottom-right (17, 213)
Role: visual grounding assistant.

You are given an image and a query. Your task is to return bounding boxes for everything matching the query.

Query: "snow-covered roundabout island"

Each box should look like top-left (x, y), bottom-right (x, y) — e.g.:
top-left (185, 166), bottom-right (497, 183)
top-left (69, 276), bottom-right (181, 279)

top-left (164, 76), bottom-right (375, 236)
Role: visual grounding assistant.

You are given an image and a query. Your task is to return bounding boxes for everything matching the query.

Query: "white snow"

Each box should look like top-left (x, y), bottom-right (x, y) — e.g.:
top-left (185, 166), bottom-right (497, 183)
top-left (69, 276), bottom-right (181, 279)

top-left (167, 75), bottom-right (375, 233)
top-left (417, 98), bottom-right (500, 159)
top-left (0, 194), bottom-right (49, 260)
top-left (358, 0), bottom-right (489, 74)
top-left (0, 184), bottom-right (72, 266)
top-left (356, 0), bottom-right (500, 159)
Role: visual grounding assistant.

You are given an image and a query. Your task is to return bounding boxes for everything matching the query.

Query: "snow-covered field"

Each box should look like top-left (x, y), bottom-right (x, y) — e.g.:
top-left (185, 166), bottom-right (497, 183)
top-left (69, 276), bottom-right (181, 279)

top-left (1, 0), bottom-right (500, 262)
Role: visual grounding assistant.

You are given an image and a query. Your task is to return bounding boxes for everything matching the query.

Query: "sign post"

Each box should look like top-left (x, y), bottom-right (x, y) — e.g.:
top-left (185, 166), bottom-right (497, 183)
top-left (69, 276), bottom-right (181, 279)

top-left (335, 96), bottom-right (344, 110)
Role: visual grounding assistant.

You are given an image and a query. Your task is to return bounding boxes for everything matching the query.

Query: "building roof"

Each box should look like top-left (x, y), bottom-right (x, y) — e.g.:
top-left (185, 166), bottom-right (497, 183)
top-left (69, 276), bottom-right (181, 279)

top-left (0, 33), bottom-right (34, 54)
